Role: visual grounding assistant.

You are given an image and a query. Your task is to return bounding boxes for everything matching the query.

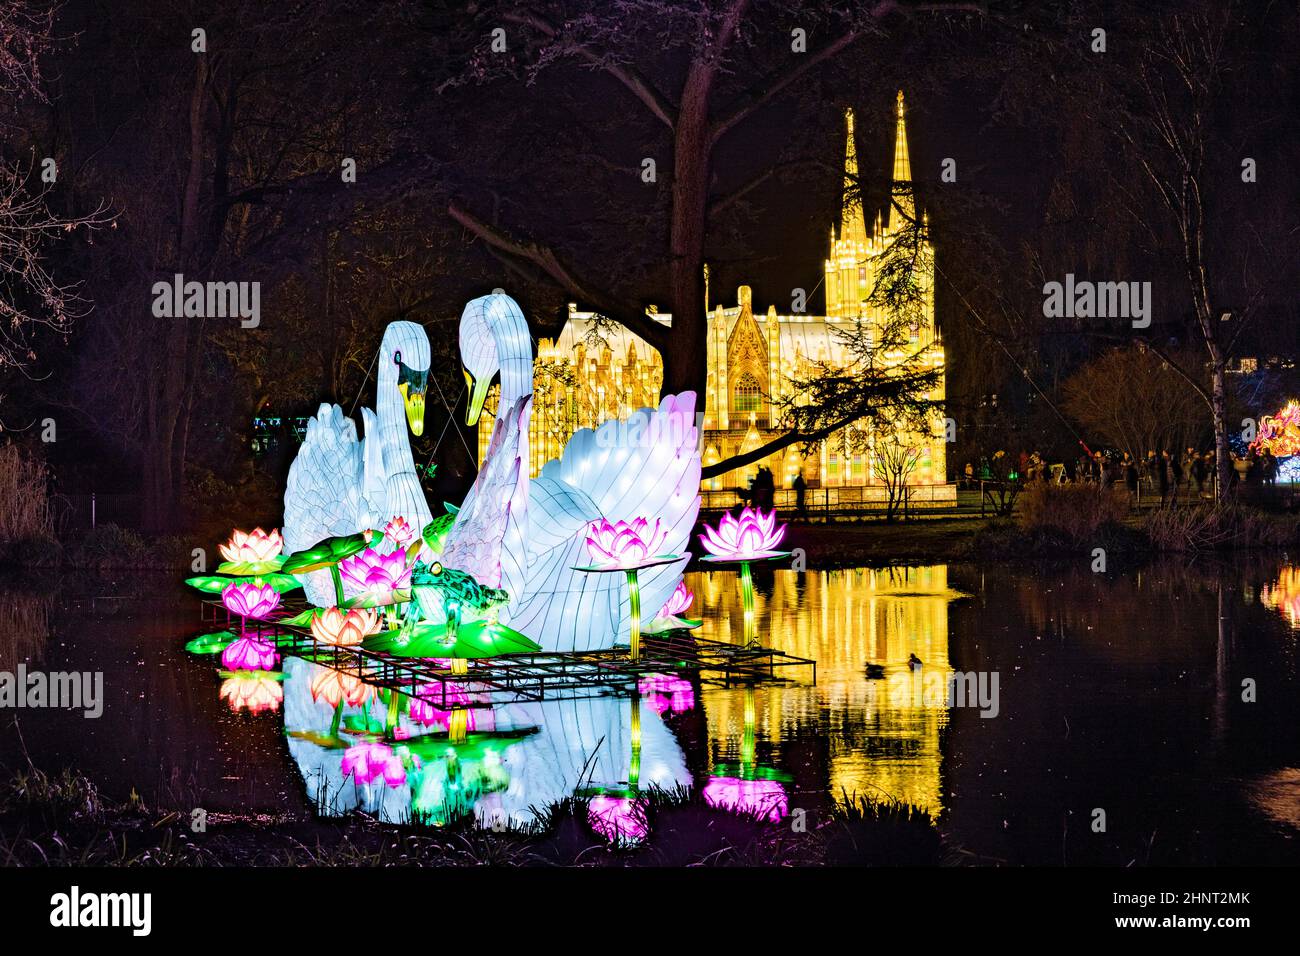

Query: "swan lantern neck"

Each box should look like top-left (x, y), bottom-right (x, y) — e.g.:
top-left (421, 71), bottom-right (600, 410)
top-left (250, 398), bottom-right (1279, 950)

top-left (380, 321), bottom-right (430, 437)
top-left (460, 292), bottom-right (533, 426)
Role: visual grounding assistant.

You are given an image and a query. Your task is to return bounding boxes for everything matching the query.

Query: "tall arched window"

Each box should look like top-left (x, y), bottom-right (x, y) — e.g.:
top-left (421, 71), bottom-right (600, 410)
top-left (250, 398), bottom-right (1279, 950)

top-left (733, 373), bottom-right (761, 414)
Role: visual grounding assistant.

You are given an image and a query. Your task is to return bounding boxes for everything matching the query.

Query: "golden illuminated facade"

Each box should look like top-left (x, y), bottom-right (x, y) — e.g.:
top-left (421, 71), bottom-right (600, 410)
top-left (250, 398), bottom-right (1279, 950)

top-left (478, 92), bottom-right (949, 497)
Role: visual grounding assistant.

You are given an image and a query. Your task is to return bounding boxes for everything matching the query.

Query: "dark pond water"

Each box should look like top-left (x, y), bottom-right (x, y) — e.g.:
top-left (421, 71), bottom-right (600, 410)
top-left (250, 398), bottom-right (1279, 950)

top-left (3, 558), bottom-right (1299, 863)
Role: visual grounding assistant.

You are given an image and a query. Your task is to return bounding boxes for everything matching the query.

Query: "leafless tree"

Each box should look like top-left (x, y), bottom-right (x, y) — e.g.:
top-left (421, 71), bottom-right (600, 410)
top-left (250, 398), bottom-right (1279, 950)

top-left (0, 159), bottom-right (111, 371)
top-left (1060, 345), bottom-right (1206, 465)
top-left (871, 435), bottom-right (921, 521)
top-left (0, 1), bottom-right (55, 103)
top-left (0, 3), bottom-right (112, 375)
top-left (1098, 3), bottom-right (1287, 500)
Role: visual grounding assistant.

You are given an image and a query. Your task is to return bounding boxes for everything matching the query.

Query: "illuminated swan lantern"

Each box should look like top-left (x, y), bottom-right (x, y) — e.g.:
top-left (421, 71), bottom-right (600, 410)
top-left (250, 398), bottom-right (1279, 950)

top-left (439, 292), bottom-right (701, 653)
top-left (283, 321), bottom-right (433, 606)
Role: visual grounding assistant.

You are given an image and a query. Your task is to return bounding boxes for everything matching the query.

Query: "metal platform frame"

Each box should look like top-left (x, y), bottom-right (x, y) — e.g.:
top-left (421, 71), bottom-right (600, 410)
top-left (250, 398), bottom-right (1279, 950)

top-left (199, 598), bottom-right (816, 704)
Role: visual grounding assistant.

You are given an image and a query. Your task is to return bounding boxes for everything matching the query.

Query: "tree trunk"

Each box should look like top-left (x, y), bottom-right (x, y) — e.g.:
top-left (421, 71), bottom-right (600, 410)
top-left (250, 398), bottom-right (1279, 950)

top-left (140, 52), bottom-right (211, 532)
top-left (141, 427), bottom-right (175, 532)
top-left (1209, 352), bottom-right (1230, 503)
top-left (661, 60), bottom-right (713, 399)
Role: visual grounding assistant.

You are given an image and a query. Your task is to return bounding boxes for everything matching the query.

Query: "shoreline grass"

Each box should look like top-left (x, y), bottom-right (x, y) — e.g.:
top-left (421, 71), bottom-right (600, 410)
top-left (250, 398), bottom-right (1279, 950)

top-left (0, 764), bottom-right (946, 867)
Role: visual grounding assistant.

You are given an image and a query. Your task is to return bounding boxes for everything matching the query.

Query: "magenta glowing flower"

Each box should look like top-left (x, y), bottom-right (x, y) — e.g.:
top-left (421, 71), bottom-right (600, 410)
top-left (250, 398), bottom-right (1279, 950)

top-left (638, 673), bottom-right (695, 715)
top-left (220, 581), bottom-right (281, 620)
top-left (584, 517), bottom-right (668, 569)
top-left (382, 516), bottom-right (416, 548)
top-left (588, 794), bottom-right (648, 843)
top-left (341, 742), bottom-right (412, 788)
top-left (658, 580), bottom-right (694, 617)
top-left (702, 776), bottom-right (788, 823)
top-left (699, 507), bottom-right (788, 560)
top-left (339, 547), bottom-right (412, 597)
top-left (221, 635), bottom-right (279, 671)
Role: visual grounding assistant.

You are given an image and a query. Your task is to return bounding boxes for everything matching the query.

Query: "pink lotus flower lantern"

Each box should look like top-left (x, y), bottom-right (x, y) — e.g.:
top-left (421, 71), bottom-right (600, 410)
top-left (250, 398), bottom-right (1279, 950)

top-left (576, 516), bottom-right (680, 661)
top-left (342, 741), bottom-right (412, 788)
top-left (220, 582), bottom-right (280, 636)
top-left (585, 517), bottom-right (668, 570)
top-left (221, 635), bottom-right (278, 671)
top-left (659, 580), bottom-right (693, 618)
top-left (382, 516), bottom-right (416, 548)
top-left (221, 581), bottom-right (281, 619)
top-left (218, 527), bottom-right (283, 564)
top-left (310, 607), bottom-right (379, 647)
top-left (700, 507), bottom-right (788, 560)
top-left (338, 547), bottom-right (412, 600)
top-left (644, 578), bottom-right (701, 636)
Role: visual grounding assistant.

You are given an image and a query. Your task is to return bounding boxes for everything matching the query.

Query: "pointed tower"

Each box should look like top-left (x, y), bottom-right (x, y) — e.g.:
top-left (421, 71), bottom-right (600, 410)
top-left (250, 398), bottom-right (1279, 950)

top-left (825, 108), bottom-right (867, 318)
top-left (889, 90), bottom-right (915, 227)
top-left (841, 107), bottom-right (867, 245)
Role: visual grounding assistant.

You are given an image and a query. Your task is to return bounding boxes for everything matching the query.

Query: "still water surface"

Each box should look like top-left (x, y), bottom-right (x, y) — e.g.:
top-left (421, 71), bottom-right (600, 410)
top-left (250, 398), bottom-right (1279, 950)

top-left (3, 559), bottom-right (1298, 863)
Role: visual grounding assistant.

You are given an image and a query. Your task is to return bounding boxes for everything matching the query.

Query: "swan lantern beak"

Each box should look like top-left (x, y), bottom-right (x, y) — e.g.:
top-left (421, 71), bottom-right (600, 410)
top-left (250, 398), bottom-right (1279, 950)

top-left (397, 366), bottom-right (427, 437)
top-left (465, 368), bottom-right (489, 426)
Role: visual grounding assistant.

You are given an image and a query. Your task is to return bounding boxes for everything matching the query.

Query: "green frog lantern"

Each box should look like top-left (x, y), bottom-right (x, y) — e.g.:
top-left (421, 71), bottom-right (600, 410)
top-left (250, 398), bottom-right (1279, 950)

top-left (401, 560), bottom-right (511, 644)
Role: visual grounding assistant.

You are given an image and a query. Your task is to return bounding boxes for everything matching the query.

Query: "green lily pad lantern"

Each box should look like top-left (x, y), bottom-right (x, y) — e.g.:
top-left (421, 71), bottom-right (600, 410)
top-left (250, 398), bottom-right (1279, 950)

top-left (281, 531), bottom-right (372, 606)
top-left (405, 504), bottom-right (460, 564)
top-left (364, 619), bottom-right (541, 670)
top-left (184, 572), bottom-right (302, 595)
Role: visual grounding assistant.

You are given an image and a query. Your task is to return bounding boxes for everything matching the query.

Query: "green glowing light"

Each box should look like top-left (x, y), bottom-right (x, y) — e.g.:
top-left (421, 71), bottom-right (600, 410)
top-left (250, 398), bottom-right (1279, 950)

top-left (740, 561), bottom-right (756, 645)
top-left (626, 569), bottom-right (642, 661)
top-left (184, 630), bottom-right (237, 655)
top-left (185, 572), bottom-right (302, 595)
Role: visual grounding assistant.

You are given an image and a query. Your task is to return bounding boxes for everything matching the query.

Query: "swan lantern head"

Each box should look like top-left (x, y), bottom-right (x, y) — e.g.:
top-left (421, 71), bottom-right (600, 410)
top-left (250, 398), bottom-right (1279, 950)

top-left (459, 292), bottom-right (529, 426)
top-left (382, 321), bottom-right (430, 437)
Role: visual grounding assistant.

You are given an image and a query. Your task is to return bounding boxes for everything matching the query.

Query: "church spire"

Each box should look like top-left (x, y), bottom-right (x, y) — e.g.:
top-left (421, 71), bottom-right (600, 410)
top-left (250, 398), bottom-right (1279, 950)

top-left (841, 107), bottom-right (867, 245)
top-left (890, 90), bottom-right (915, 226)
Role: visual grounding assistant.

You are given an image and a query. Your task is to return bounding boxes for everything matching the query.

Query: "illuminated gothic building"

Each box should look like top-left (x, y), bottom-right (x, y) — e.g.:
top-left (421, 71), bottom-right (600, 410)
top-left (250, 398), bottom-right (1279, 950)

top-left (478, 92), bottom-right (949, 500)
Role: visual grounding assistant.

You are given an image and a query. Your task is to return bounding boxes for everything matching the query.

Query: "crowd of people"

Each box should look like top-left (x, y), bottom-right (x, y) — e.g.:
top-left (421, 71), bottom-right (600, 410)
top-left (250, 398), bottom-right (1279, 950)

top-left (964, 446), bottom-right (1284, 506)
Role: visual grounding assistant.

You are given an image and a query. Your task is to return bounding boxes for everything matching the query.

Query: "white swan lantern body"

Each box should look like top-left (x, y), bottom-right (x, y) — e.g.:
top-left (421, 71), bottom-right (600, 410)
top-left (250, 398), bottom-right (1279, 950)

top-left (283, 321), bottom-right (433, 605)
top-left (440, 292), bottom-right (701, 653)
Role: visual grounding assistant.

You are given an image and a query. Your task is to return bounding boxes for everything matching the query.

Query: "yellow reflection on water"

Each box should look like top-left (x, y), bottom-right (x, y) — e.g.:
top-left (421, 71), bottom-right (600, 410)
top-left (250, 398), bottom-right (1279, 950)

top-left (1261, 566), bottom-right (1300, 629)
top-left (687, 565), bottom-right (963, 815)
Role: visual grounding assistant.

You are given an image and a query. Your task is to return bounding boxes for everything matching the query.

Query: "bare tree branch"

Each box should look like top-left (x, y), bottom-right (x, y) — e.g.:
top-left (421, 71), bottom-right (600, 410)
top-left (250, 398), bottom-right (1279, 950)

top-left (447, 200), bottom-right (670, 350)
top-left (501, 10), bottom-right (678, 129)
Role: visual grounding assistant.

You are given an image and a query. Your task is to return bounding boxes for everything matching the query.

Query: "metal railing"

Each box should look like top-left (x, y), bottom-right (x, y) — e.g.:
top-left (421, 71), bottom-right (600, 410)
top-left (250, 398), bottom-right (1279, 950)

top-left (700, 484), bottom-right (958, 518)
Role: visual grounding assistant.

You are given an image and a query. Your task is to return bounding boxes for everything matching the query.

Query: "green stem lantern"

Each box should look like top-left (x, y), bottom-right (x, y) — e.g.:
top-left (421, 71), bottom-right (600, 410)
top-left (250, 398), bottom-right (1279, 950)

top-left (626, 569), bottom-right (642, 661)
top-left (699, 507), bottom-right (792, 647)
top-left (330, 565), bottom-right (345, 606)
top-left (573, 547), bottom-right (683, 662)
top-left (739, 561), bottom-right (756, 645)
top-left (384, 689), bottom-right (401, 737)
top-left (629, 692), bottom-right (642, 788)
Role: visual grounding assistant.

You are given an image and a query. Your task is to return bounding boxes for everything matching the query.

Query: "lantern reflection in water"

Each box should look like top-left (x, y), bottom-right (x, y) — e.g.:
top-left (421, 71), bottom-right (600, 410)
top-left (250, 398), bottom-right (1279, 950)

top-left (1261, 566), bottom-right (1300, 629)
top-left (220, 675), bottom-right (283, 714)
top-left (689, 565), bottom-right (962, 816)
